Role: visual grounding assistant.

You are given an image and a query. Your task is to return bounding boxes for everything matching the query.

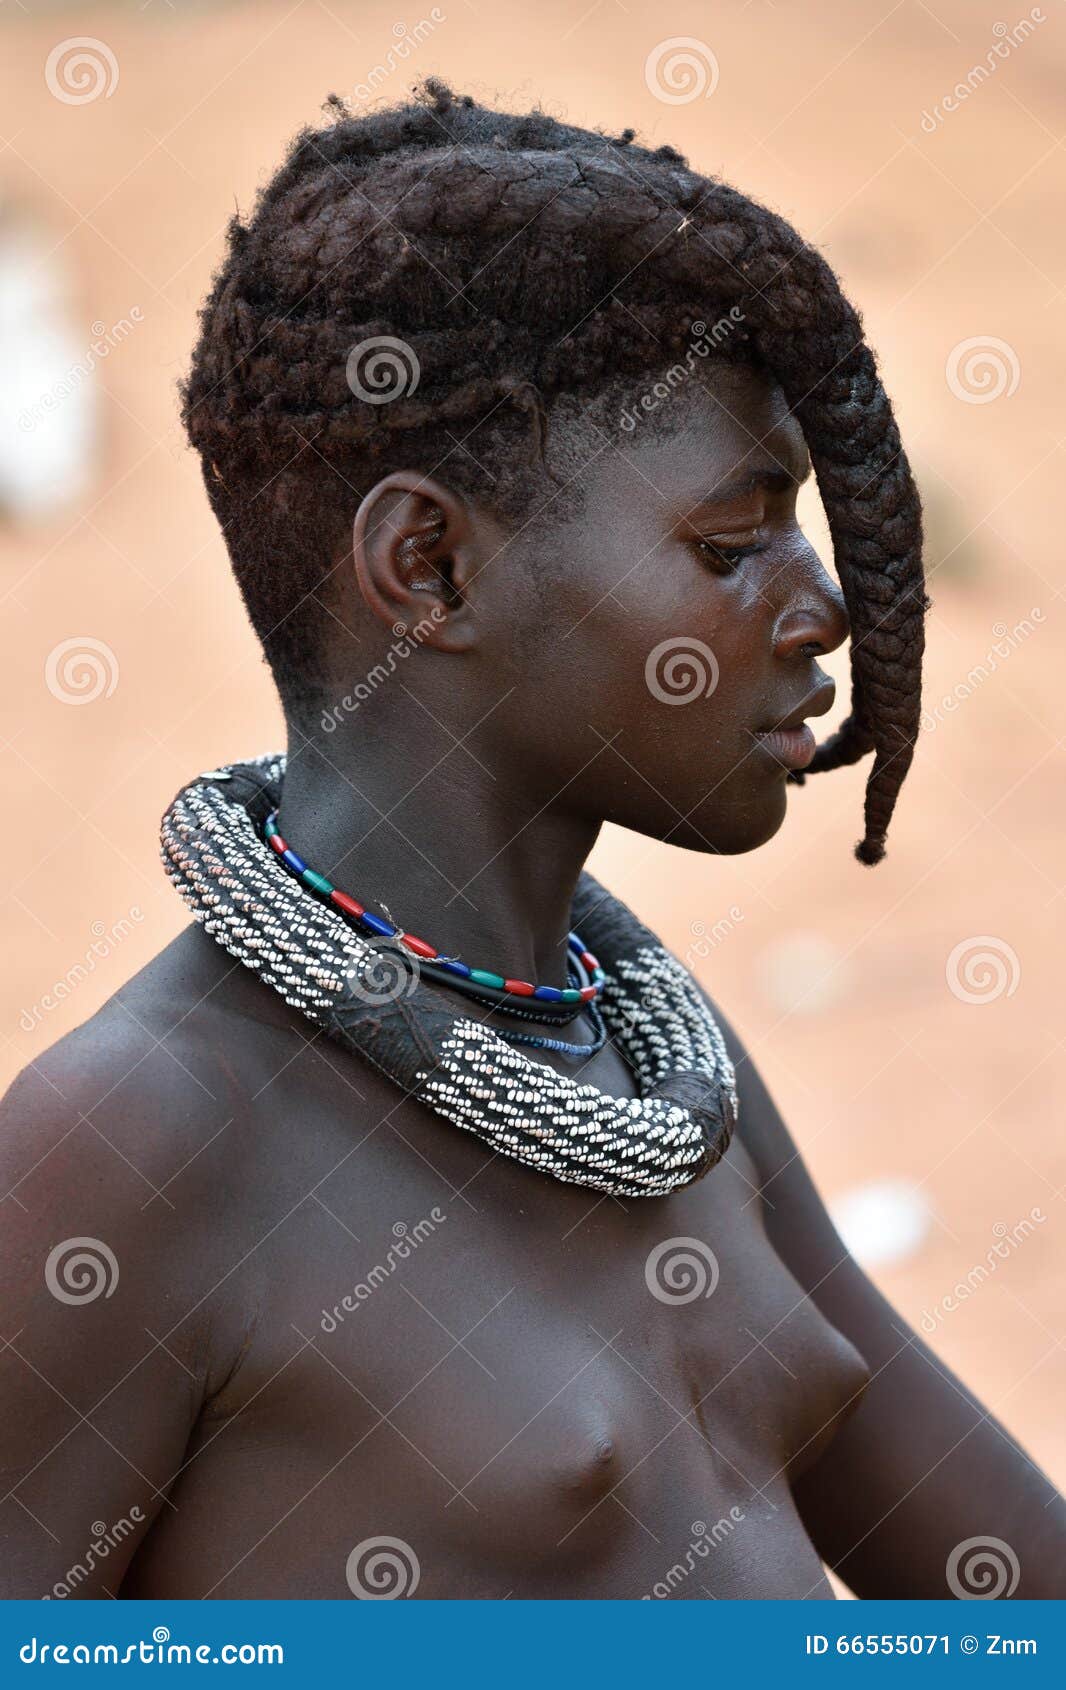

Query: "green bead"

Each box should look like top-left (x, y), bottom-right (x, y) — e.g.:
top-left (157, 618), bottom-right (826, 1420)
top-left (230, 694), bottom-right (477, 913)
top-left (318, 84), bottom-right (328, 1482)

top-left (469, 968), bottom-right (506, 990)
top-left (263, 814), bottom-right (278, 837)
top-left (560, 989), bottom-right (583, 1003)
top-left (302, 868), bottom-right (334, 896)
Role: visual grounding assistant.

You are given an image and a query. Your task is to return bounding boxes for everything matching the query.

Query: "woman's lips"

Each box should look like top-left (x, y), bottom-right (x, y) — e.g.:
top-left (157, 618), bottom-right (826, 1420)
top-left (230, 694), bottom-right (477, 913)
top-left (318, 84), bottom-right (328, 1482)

top-left (753, 723), bottom-right (817, 771)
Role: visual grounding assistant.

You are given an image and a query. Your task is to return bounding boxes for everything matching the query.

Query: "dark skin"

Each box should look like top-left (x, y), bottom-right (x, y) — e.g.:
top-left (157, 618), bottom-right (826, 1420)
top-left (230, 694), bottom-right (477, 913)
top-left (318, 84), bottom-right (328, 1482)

top-left (2, 370), bottom-right (1063, 1599)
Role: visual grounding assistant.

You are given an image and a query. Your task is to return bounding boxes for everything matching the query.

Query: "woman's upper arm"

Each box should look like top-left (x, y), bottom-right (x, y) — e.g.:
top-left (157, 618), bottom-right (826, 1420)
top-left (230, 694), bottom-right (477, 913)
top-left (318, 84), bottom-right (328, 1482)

top-left (712, 998), bottom-right (1066, 1599)
top-left (0, 1032), bottom-right (221, 1597)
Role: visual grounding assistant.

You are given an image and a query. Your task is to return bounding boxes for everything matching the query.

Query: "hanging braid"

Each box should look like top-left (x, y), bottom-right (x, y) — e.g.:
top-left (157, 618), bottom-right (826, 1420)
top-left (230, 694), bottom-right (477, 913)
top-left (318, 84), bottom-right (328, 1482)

top-left (181, 78), bottom-right (926, 864)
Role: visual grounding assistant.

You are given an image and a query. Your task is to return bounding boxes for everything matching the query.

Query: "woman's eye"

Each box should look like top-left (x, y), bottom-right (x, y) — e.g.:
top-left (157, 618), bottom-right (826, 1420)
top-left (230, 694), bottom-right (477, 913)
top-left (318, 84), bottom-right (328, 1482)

top-left (691, 537), bottom-right (760, 570)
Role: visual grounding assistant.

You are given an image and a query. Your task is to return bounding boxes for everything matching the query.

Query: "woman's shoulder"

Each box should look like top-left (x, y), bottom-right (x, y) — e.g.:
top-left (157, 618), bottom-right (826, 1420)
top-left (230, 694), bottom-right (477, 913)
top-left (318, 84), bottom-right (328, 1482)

top-left (0, 924), bottom-right (312, 1222)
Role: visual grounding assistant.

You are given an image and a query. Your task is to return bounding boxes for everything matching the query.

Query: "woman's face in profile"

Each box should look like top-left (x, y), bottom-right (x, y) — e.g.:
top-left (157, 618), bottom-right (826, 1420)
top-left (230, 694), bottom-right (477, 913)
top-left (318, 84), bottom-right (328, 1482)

top-left (476, 367), bottom-right (850, 856)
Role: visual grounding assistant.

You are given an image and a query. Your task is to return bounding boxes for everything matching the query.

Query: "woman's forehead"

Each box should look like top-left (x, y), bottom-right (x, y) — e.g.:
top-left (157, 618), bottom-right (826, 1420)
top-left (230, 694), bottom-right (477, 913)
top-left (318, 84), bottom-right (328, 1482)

top-left (589, 372), bottom-right (809, 507)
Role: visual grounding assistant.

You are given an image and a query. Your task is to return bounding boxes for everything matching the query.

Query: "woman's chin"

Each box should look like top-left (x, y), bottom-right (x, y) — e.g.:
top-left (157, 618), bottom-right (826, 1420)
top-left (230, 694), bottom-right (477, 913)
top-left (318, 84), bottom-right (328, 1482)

top-left (624, 785), bottom-right (789, 856)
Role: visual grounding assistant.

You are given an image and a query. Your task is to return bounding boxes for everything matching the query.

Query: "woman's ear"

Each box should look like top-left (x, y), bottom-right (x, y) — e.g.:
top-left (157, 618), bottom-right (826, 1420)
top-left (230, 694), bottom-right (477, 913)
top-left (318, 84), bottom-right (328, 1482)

top-left (353, 472), bottom-right (478, 652)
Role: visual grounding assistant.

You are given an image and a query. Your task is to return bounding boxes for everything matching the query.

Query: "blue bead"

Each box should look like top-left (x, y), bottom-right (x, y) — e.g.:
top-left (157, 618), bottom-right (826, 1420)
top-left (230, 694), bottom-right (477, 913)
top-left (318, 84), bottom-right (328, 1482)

top-left (534, 985), bottom-right (565, 1003)
top-left (281, 848), bottom-right (306, 873)
top-left (436, 957), bottom-right (472, 978)
top-left (360, 910), bottom-right (396, 938)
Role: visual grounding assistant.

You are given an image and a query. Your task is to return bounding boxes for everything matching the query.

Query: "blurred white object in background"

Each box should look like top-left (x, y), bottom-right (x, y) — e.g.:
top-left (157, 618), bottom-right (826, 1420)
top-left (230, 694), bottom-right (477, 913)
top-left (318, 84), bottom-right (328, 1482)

top-left (829, 1178), bottom-right (932, 1269)
top-left (758, 930), bottom-right (854, 1015)
top-left (0, 207), bottom-right (98, 522)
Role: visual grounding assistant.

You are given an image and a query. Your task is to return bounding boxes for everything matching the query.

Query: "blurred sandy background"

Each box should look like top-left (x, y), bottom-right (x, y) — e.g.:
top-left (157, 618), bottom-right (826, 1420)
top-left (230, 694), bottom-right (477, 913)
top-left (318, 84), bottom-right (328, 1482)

top-left (1, 0), bottom-right (1063, 1512)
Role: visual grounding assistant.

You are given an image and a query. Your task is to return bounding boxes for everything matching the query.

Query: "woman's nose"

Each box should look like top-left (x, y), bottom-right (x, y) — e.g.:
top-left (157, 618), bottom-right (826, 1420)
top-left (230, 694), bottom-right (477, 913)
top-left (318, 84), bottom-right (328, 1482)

top-left (772, 565), bottom-right (850, 660)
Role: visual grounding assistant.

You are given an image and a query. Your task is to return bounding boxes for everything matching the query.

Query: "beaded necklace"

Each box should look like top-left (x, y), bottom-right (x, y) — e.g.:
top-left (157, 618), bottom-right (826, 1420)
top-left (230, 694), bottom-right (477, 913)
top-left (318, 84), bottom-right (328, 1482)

top-left (261, 809), bottom-right (608, 1059)
top-left (162, 756), bottom-right (738, 1198)
top-left (263, 809), bottom-right (605, 1009)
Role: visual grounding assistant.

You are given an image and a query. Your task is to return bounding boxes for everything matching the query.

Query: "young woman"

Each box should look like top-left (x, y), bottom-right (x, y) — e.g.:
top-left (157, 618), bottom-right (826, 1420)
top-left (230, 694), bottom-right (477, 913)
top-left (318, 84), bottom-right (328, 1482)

top-left (3, 82), bottom-right (1063, 1601)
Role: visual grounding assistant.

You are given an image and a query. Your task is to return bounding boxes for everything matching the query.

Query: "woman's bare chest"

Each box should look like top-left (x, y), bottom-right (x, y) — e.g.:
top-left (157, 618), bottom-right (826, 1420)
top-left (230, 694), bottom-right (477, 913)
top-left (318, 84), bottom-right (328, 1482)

top-left (124, 1122), bottom-right (869, 1597)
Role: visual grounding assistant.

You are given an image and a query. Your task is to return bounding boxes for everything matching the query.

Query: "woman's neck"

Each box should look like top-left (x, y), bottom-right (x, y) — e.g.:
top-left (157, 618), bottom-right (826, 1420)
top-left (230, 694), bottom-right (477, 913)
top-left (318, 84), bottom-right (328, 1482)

top-left (277, 733), bottom-right (600, 990)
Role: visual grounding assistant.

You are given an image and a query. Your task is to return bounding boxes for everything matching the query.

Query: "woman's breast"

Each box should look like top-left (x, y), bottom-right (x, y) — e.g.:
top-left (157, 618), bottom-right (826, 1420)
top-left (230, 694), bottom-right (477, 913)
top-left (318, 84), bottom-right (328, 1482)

top-left (129, 1322), bottom-right (848, 1598)
top-left (124, 1135), bottom-right (871, 1598)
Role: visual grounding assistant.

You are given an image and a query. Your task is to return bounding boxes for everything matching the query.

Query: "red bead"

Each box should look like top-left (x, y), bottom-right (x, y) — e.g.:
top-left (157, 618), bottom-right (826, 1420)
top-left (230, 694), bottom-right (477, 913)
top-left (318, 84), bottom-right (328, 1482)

top-left (330, 889), bottom-right (365, 919)
top-left (503, 978), bottom-right (536, 996)
top-left (401, 933), bottom-right (438, 959)
top-left (269, 832), bottom-right (288, 854)
top-left (579, 985), bottom-right (598, 1001)
top-left (580, 950), bottom-right (598, 973)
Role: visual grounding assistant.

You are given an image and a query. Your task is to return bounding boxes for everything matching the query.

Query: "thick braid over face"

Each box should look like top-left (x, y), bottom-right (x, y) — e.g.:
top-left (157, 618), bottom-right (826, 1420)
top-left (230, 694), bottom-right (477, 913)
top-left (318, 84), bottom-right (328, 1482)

top-left (182, 80), bottom-right (926, 863)
top-left (161, 757), bottom-right (737, 1198)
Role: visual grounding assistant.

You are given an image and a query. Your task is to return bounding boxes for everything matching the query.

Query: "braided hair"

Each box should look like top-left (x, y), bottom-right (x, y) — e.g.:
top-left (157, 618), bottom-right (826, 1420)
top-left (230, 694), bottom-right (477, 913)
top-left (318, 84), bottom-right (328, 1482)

top-left (181, 78), bottom-right (927, 865)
